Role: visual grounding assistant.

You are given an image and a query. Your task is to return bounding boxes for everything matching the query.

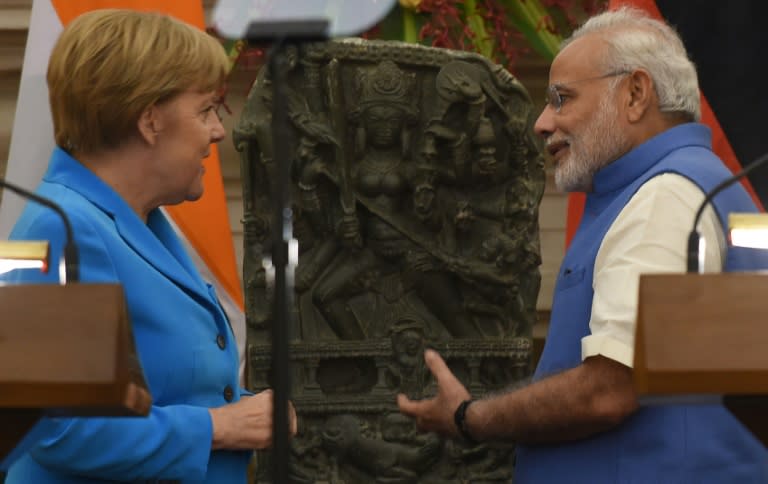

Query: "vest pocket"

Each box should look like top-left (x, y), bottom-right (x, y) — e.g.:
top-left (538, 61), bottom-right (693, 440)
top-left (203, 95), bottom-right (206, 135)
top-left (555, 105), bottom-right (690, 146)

top-left (556, 265), bottom-right (586, 291)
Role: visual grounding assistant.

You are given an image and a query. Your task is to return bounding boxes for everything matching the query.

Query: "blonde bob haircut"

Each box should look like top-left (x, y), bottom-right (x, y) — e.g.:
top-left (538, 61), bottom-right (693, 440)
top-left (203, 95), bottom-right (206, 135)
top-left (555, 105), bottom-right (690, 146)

top-left (47, 9), bottom-right (229, 155)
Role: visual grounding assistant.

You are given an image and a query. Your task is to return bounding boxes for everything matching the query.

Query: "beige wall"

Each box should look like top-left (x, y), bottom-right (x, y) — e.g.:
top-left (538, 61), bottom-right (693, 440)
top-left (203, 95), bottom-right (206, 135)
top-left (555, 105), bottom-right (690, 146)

top-left (0, 2), bottom-right (566, 324)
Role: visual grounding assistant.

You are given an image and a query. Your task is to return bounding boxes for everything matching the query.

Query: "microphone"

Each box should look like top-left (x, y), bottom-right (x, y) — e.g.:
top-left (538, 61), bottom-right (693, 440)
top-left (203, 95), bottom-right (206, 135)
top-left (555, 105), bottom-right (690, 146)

top-left (687, 153), bottom-right (768, 273)
top-left (0, 178), bottom-right (79, 283)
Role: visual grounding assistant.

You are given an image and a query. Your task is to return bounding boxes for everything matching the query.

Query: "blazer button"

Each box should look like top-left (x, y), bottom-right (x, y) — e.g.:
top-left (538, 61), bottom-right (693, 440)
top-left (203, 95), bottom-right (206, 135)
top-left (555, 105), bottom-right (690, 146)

top-left (223, 384), bottom-right (234, 402)
top-left (216, 334), bottom-right (226, 350)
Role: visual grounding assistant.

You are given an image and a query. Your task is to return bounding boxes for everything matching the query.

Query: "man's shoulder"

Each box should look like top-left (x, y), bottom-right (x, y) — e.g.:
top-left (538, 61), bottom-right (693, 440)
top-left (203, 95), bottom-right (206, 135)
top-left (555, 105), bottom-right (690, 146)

top-left (627, 173), bottom-right (705, 218)
top-left (640, 172), bottom-right (703, 193)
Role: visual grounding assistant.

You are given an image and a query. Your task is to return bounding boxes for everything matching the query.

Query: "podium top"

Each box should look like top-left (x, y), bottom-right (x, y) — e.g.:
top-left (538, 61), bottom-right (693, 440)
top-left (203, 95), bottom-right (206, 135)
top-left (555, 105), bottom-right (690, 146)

top-left (635, 273), bottom-right (768, 396)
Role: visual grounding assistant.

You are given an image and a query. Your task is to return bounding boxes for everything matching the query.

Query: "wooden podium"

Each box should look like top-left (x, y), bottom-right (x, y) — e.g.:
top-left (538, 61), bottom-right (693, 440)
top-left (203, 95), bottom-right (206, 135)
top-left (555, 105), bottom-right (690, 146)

top-left (635, 273), bottom-right (768, 446)
top-left (0, 284), bottom-right (151, 464)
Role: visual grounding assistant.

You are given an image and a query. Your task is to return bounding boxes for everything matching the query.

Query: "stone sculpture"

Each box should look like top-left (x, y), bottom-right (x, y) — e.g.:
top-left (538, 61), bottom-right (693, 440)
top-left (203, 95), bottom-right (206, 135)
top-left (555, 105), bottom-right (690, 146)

top-left (234, 38), bottom-right (544, 483)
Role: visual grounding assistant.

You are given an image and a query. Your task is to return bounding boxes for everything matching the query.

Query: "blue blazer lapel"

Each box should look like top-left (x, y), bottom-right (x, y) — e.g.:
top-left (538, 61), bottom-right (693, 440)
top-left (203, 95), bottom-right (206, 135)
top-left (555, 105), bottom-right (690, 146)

top-left (113, 209), bottom-right (210, 303)
top-left (43, 148), bottom-right (211, 303)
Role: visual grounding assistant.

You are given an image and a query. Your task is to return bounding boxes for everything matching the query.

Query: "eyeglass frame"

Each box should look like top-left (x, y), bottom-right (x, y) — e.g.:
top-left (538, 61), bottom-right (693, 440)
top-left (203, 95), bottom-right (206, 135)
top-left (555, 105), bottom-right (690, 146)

top-left (545, 70), bottom-right (631, 113)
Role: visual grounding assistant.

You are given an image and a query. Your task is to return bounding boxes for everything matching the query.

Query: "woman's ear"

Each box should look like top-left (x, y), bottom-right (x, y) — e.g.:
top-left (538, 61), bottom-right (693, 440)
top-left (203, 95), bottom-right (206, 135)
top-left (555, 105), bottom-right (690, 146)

top-left (625, 69), bottom-right (655, 123)
top-left (137, 105), bottom-right (160, 146)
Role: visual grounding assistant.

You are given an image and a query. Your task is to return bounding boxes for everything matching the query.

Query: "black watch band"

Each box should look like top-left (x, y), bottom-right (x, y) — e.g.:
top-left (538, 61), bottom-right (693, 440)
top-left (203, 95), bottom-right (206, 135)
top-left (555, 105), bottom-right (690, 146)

top-left (453, 399), bottom-right (477, 444)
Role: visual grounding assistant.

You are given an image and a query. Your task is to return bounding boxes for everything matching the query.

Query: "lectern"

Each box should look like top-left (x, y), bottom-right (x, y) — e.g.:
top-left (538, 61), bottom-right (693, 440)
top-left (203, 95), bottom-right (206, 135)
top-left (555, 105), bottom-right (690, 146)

top-left (634, 273), bottom-right (768, 445)
top-left (0, 283), bottom-right (151, 466)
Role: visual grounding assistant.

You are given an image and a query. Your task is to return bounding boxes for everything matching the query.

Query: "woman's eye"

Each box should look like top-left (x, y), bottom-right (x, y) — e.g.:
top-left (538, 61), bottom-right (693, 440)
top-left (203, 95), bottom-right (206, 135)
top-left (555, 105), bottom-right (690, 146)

top-left (200, 106), bottom-right (220, 121)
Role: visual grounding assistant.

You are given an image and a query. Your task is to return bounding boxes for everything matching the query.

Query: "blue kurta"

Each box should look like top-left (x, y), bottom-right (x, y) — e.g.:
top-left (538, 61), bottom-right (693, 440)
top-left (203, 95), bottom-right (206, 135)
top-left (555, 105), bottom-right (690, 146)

top-left (516, 124), bottom-right (768, 483)
top-left (4, 148), bottom-right (251, 483)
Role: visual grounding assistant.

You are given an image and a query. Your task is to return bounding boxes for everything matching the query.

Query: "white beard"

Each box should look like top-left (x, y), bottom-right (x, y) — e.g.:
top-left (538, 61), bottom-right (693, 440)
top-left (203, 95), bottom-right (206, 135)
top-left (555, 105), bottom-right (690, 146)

top-left (554, 95), bottom-right (631, 192)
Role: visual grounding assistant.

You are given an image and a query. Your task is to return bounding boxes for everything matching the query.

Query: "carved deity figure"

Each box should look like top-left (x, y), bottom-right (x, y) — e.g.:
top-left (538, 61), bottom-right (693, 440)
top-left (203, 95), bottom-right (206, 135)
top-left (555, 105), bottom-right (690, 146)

top-left (295, 59), bottom-right (483, 341)
top-left (236, 39), bottom-right (543, 483)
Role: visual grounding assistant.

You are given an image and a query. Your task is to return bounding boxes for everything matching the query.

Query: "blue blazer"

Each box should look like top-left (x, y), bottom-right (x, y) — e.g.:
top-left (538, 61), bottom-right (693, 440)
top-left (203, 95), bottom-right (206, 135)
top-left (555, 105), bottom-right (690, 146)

top-left (4, 148), bottom-right (251, 483)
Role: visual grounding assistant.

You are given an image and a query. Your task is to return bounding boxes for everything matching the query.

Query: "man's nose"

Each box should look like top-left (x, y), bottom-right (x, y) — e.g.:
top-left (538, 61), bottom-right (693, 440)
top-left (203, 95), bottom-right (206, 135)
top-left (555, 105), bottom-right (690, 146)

top-left (534, 105), bottom-right (555, 139)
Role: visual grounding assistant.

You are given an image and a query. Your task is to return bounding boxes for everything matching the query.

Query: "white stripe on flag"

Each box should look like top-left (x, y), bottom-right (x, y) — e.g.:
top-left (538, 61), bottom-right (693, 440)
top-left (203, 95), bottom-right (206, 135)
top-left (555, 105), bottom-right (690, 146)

top-left (1, 0), bottom-right (61, 238)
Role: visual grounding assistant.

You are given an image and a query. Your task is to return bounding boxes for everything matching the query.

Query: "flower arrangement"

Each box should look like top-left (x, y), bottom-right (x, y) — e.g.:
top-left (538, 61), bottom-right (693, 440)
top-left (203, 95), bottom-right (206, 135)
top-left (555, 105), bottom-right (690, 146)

top-left (379, 0), bottom-right (604, 68)
top-left (219, 1), bottom-right (605, 78)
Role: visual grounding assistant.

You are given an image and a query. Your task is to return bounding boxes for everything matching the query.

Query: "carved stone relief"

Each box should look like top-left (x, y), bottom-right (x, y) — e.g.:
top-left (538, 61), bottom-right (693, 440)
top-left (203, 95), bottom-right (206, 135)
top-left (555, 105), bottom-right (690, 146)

top-left (235, 38), bottom-right (544, 483)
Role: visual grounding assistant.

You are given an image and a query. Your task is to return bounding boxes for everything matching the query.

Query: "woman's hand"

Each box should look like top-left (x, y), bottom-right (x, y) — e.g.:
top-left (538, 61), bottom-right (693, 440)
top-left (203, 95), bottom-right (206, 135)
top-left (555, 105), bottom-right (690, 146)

top-left (209, 389), bottom-right (298, 450)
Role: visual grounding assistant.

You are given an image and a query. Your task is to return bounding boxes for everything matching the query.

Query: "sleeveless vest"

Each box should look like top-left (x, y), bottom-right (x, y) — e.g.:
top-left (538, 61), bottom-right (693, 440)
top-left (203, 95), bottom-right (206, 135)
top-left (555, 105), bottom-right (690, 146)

top-left (515, 124), bottom-right (768, 484)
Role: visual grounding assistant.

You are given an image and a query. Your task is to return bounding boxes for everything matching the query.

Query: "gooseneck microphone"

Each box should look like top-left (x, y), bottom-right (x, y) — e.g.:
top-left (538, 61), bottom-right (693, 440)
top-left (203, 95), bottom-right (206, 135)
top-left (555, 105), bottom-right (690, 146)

top-left (0, 177), bottom-right (79, 283)
top-left (687, 153), bottom-right (768, 273)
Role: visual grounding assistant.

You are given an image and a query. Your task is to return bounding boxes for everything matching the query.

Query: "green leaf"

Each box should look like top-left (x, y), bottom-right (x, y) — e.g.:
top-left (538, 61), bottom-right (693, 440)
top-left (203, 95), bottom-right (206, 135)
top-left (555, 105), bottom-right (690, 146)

top-left (403, 8), bottom-right (419, 43)
top-left (464, 0), bottom-right (494, 59)
top-left (501, 0), bottom-right (562, 60)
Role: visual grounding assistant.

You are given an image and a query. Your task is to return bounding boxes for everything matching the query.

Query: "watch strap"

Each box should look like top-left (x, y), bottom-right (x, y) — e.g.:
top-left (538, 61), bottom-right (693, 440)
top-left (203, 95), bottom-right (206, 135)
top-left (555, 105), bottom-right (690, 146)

top-left (453, 399), bottom-right (477, 444)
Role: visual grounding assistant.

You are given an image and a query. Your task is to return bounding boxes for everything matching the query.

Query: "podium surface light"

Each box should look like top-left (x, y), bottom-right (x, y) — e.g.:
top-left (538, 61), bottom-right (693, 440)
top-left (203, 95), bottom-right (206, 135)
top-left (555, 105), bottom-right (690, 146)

top-left (0, 241), bottom-right (49, 275)
top-left (729, 213), bottom-right (768, 249)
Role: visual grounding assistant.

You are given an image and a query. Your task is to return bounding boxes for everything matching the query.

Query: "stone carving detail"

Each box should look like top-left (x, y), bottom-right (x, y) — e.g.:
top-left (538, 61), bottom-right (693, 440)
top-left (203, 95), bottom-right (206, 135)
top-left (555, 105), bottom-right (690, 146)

top-left (234, 39), bottom-right (544, 483)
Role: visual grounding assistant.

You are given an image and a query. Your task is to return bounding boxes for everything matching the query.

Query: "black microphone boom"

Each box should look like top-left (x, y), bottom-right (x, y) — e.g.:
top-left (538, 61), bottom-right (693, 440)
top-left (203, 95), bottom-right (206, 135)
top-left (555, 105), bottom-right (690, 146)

top-left (687, 153), bottom-right (768, 273)
top-left (0, 178), bottom-right (79, 283)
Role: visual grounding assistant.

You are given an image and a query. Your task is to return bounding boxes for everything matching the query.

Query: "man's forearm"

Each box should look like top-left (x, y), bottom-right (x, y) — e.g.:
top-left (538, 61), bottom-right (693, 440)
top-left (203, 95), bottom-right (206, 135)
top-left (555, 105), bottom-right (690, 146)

top-left (466, 355), bottom-right (638, 444)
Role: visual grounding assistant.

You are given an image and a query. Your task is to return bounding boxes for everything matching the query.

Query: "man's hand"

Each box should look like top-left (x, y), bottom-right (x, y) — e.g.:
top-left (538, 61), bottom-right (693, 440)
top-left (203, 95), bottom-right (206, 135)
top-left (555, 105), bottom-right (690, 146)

top-left (209, 389), bottom-right (298, 450)
top-left (397, 349), bottom-right (471, 437)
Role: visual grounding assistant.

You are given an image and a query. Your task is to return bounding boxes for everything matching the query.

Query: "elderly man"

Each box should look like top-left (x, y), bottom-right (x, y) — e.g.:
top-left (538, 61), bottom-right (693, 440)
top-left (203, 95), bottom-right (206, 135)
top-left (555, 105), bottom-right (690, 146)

top-left (398, 7), bottom-right (768, 483)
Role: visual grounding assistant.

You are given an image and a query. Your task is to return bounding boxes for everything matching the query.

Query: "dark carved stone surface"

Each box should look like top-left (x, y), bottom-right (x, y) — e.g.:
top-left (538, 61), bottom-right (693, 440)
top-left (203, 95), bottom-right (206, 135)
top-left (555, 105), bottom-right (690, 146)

top-left (234, 39), bottom-right (544, 483)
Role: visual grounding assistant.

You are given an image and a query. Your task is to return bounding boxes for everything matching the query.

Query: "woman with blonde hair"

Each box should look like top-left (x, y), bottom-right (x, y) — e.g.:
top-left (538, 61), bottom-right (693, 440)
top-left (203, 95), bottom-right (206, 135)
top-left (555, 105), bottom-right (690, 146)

top-left (4, 9), bottom-right (295, 483)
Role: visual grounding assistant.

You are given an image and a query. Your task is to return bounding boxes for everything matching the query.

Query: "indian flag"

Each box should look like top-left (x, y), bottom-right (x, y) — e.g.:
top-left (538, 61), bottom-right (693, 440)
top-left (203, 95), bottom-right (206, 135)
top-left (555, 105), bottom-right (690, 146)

top-left (0, 0), bottom-right (247, 378)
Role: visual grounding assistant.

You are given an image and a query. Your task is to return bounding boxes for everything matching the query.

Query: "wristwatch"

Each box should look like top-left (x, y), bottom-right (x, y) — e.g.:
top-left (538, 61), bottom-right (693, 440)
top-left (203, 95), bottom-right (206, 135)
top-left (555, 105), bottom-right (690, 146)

top-left (453, 399), bottom-right (477, 444)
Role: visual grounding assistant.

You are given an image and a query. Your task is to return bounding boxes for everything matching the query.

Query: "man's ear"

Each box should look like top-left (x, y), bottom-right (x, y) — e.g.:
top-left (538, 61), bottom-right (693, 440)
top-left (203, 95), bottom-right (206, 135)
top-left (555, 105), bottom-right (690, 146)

top-left (625, 69), bottom-right (655, 123)
top-left (137, 105), bottom-right (161, 146)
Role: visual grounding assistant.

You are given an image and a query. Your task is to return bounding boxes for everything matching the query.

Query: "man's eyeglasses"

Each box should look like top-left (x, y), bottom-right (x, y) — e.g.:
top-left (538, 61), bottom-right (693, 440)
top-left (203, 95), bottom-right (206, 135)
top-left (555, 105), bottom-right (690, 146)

top-left (545, 70), bottom-right (631, 113)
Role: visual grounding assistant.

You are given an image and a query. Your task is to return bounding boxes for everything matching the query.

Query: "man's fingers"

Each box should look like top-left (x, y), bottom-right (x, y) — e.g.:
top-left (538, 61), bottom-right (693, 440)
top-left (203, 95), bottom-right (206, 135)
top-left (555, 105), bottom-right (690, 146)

top-left (397, 393), bottom-right (427, 417)
top-left (424, 348), bottom-right (453, 383)
top-left (288, 401), bottom-right (298, 435)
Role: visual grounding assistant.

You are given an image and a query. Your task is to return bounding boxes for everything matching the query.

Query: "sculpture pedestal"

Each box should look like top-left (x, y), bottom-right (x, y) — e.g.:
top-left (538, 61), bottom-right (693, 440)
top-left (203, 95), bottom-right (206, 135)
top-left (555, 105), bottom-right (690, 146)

top-left (635, 273), bottom-right (768, 446)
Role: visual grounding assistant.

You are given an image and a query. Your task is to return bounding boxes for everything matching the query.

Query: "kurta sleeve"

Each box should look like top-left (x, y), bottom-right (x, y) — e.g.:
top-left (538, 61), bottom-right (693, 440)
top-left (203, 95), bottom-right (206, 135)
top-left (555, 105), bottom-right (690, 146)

top-left (582, 174), bottom-right (724, 367)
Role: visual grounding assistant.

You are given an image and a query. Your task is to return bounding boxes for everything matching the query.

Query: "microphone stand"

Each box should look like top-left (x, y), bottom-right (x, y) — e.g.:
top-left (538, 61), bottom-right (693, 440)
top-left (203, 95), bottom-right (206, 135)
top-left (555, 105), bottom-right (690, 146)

top-left (0, 178), bottom-right (79, 283)
top-left (246, 21), bottom-right (328, 483)
top-left (688, 153), bottom-right (768, 273)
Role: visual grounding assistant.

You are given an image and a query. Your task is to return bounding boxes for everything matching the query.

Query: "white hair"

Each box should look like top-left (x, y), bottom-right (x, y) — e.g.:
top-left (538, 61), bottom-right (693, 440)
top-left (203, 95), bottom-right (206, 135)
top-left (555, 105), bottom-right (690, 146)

top-left (563, 7), bottom-right (701, 122)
